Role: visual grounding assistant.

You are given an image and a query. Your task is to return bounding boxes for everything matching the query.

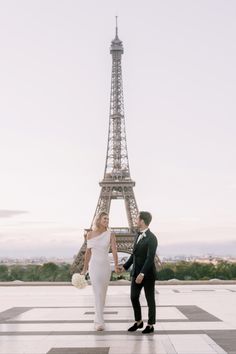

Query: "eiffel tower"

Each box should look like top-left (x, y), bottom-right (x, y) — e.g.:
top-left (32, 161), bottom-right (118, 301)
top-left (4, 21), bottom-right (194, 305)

top-left (71, 20), bottom-right (158, 274)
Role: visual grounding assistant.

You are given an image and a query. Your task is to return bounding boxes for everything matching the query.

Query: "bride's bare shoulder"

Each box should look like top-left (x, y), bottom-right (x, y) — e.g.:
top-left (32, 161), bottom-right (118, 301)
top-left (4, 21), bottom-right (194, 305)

top-left (86, 231), bottom-right (94, 240)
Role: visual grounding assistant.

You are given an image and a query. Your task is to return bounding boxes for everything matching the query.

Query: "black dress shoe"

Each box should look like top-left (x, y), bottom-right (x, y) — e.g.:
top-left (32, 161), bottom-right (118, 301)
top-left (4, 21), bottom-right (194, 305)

top-left (142, 325), bottom-right (154, 334)
top-left (128, 321), bottom-right (143, 331)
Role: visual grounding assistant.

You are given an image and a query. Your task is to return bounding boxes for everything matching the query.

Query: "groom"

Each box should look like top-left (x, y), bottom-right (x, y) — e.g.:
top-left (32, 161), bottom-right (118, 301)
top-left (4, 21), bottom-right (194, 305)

top-left (122, 211), bottom-right (158, 334)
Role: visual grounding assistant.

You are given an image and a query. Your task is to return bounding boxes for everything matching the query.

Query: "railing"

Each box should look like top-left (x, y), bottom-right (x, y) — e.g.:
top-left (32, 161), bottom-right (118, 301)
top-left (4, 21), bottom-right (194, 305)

top-left (110, 227), bottom-right (134, 234)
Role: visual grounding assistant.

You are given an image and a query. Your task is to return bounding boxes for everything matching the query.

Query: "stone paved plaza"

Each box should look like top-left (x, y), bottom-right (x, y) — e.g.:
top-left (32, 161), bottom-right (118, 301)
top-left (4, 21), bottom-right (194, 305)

top-left (0, 282), bottom-right (236, 354)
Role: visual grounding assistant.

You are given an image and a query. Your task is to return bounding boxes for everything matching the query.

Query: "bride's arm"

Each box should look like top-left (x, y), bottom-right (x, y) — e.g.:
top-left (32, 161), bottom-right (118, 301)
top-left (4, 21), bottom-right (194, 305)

top-left (110, 233), bottom-right (119, 273)
top-left (81, 232), bottom-right (92, 274)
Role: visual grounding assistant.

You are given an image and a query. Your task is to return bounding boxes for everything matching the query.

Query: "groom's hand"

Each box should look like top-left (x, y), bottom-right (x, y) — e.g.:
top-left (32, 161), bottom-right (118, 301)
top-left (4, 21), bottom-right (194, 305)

top-left (117, 266), bottom-right (125, 273)
top-left (135, 273), bottom-right (144, 284)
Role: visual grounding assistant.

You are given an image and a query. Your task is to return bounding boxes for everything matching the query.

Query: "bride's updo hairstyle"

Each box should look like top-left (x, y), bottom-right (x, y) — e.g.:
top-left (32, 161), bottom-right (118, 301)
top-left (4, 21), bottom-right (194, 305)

top-left (92, 211), bottom-right (109, 231)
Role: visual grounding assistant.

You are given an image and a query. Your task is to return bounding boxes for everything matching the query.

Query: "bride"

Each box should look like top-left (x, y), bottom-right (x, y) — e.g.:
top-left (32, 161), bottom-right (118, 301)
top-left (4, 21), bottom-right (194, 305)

top-left (81, 211), bottom-right (119, 331)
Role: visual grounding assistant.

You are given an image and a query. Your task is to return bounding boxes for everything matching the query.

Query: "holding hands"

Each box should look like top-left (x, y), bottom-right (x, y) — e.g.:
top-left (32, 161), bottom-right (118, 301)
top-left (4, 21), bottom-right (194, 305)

top-left (115, 265), bottom-right (125, 274)
top-left (114, 265), bottom-right (120, 273)
top-left (116, 266), bottom-right (144, 284)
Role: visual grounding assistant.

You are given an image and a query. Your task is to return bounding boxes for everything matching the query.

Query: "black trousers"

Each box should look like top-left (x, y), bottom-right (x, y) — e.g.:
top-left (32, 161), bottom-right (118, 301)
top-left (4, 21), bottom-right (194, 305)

top-left (130, 276), bottom-right (156, 325)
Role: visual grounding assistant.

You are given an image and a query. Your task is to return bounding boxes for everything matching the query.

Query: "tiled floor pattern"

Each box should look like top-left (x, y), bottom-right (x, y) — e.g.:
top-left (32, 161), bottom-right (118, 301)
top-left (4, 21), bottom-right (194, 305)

top-left (0, 284), bottom-right (236, 353)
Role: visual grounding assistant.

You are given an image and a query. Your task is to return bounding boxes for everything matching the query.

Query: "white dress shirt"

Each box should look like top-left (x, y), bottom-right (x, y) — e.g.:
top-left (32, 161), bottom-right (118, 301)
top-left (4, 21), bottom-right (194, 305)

top-left (137, 228), bottom-right (149, 243)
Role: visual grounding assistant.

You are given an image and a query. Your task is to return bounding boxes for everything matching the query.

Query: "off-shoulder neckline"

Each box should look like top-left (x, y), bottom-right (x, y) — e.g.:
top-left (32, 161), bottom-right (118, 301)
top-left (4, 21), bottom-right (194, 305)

top-left (87, 230), bottom-right (109, 241)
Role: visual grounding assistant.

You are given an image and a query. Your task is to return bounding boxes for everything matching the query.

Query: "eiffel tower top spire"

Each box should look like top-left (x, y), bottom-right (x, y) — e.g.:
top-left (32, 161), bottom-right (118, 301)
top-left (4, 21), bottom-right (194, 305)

top-left (110, 16), bottom-right (123, 53)
top-left (115, 16), bottom-right (118, 37)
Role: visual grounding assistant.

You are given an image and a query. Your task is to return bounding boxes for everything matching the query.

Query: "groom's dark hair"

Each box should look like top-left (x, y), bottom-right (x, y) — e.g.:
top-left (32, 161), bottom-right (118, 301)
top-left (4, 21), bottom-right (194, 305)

top-left (139, 211), bottom-right (152, 226)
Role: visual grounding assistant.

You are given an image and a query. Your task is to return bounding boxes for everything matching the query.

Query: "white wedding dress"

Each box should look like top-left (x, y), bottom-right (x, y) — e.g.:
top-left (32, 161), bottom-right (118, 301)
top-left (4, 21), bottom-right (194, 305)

top-left (87, 230), bottom-right (111, 328)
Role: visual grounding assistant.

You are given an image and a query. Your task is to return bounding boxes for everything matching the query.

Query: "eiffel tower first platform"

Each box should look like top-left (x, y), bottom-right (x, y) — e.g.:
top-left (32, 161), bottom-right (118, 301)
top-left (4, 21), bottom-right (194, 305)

top-left (71, 21), bottom-right (148, 273)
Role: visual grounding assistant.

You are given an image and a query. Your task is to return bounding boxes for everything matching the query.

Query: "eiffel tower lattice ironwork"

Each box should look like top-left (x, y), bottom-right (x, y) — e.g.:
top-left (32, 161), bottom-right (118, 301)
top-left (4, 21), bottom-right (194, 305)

top-left (71, 21), bottom-right (158, 274)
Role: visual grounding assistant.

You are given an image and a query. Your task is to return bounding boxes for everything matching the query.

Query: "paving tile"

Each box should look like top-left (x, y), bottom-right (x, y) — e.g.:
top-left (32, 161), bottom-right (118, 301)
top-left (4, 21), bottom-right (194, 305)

top-left (47, 348), bottom-right (109, 354)
top-left (169, 334), bottom-right (219, 353)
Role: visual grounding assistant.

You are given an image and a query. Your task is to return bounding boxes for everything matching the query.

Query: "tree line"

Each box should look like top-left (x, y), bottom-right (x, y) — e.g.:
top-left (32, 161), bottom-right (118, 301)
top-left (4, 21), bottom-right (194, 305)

top-left (0, 260), bottom-right (236, 282)
top-left (157, 260), bottom-right (236, 280)
top-left (0, 263), bottom-right (71, 282)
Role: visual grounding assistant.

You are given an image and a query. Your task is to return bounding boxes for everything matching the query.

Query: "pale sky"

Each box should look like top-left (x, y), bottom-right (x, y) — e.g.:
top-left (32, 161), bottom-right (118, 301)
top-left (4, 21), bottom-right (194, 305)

top-left (0, 0), bottom-right (236, 257)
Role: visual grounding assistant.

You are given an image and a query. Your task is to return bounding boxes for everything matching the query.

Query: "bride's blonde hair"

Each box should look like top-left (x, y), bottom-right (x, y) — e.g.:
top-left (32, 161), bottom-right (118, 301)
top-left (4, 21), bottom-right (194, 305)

top-left (92, 211), bottom-right (109, 231)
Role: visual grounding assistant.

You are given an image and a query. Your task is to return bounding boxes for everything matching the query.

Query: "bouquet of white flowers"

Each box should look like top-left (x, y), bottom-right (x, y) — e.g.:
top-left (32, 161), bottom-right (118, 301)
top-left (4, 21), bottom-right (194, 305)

top-left (71, 273), bottom-right (87, 289)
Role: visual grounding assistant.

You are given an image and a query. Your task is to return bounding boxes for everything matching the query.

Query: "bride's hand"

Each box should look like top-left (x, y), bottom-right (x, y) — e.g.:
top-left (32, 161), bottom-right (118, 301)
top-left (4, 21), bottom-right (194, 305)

top-left (114, 265), bottom-right (120, 274)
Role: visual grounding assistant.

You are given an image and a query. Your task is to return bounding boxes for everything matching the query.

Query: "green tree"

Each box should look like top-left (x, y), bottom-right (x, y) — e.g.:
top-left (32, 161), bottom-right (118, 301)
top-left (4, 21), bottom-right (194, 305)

top-left (54, 264), bottom-right (71, 281)
top-left (215, 261), bottom-right (232, 280)
top-left (229, 263), bottom-right (236, 279)
top-left (0, 265), bottom-right (9, 281)
top-left (175, 261), bottom-right (190, 280)
top-left (23, 265), bottom-right (41, 281)
top-left (39, 262), bottom-right (59, 281)
top-left (9, 265), bottom-right (26, 281)
top-left (187, 262), bottom-right (216, 280)
top-left (157, 267), bottom-right (175, 280)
